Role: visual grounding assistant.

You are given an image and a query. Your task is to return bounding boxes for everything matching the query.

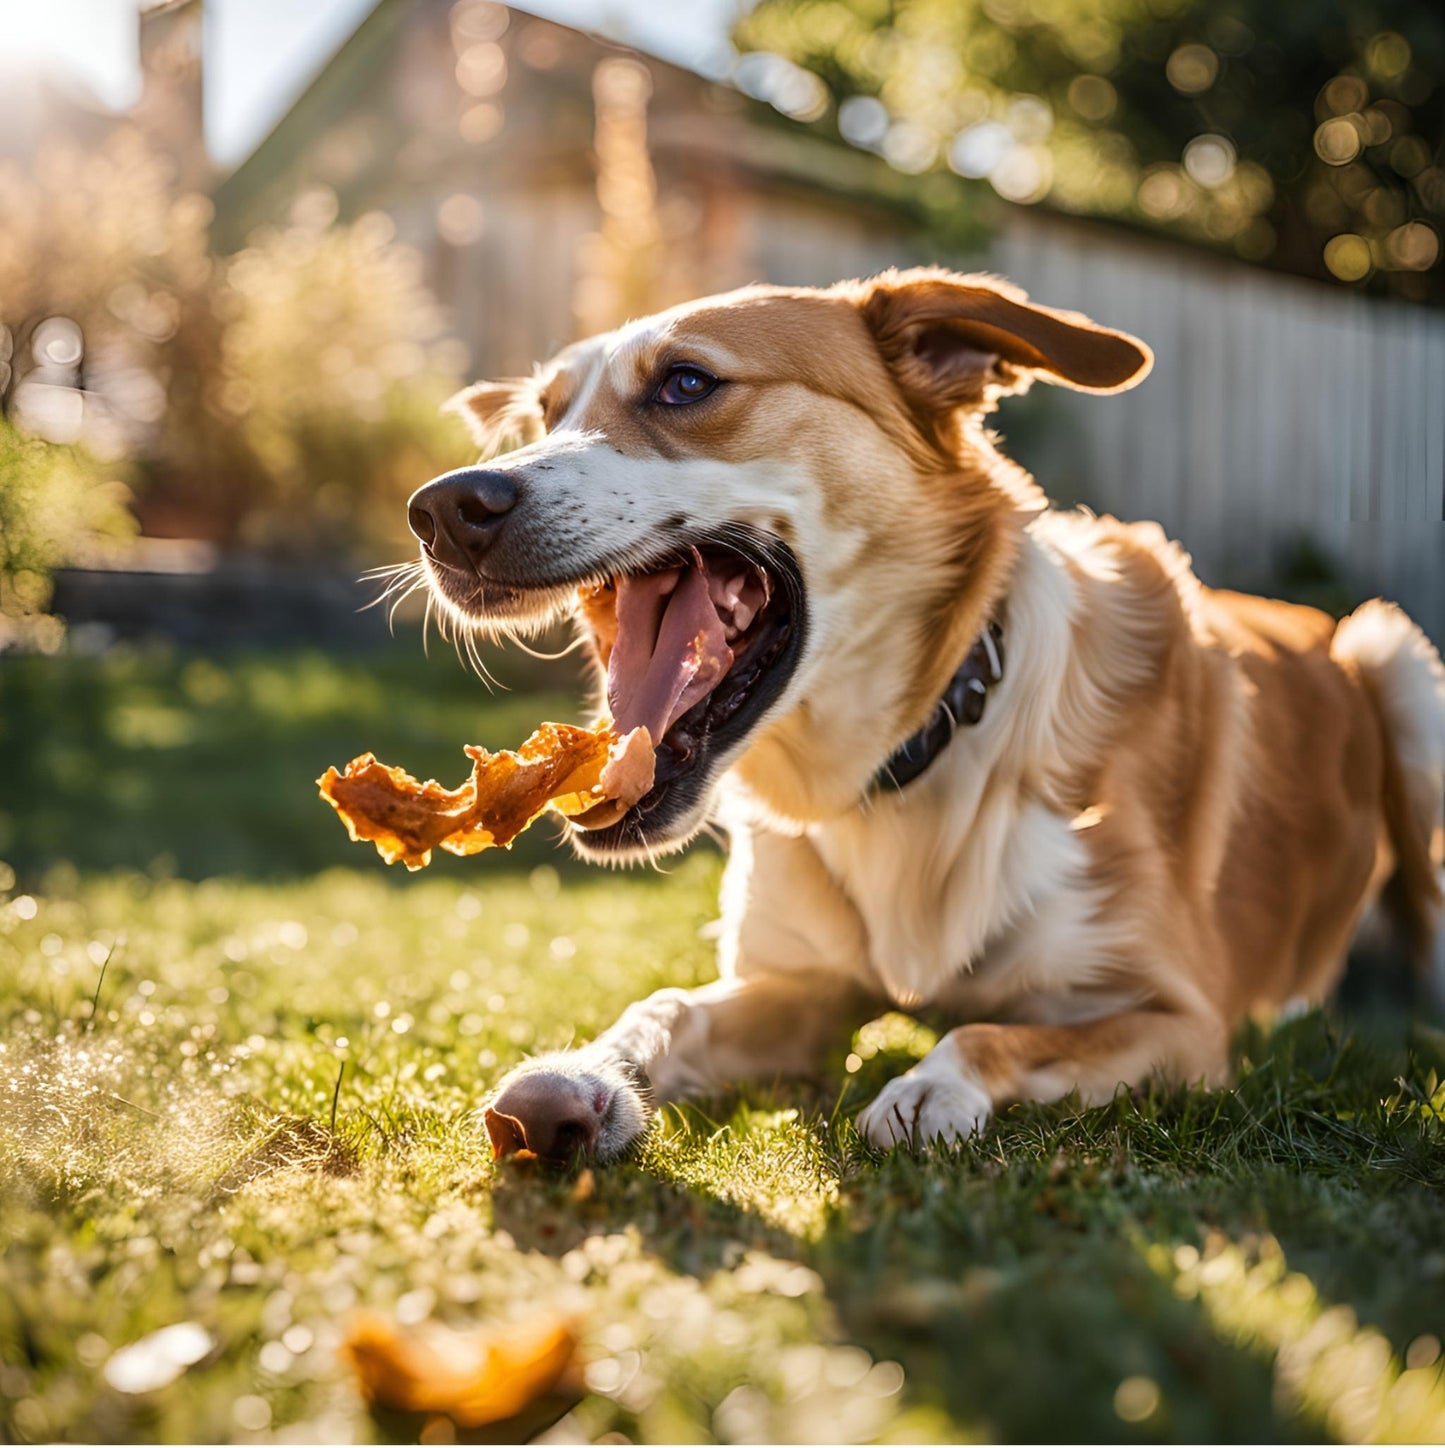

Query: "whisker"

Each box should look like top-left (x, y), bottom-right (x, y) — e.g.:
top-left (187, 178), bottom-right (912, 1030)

top-left (386, 576), bottom-right (427, 634)
top-left (359, 560), bottom-right (425, 612)
top-left (372, 576), bottom-right (419, 610)
top-left (358, 558), bottom-right (422, 581)
top-left (639, 832), bottom-right (671, 876)
top-left (499, 625), bottom-right (587, 662)
top-left (461, 626), bottom-right (503, 692)
top-left (359, 561), bottom-right (422, 590)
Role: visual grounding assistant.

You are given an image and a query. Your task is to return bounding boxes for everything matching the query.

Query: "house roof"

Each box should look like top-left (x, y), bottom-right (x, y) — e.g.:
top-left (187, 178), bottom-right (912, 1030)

top-left (206, 0), bottom-right (1319, 293)
top-left (208, 0), bottom-right (983, 250)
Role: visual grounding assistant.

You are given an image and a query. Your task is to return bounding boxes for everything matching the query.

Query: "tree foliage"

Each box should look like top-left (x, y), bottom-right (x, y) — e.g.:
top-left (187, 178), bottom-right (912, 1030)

top-left (173, 189), bottom-right (463, 553)
top-left (0, 422), bottom-right (135, 651)
top-left (736, 0), bottom-right (1444, 300)
top-left (0, 128), bottom-right (467, 586)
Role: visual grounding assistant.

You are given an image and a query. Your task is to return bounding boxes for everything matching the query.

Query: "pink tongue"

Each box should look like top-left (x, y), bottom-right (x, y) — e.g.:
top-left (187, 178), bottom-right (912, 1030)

top-left (607, 559), bottom-right (733, 742)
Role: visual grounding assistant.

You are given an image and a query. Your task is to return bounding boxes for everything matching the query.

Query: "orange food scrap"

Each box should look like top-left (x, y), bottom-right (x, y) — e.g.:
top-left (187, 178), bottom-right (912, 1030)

top-left (341, 1311), bottom-right (579, 1431)
top-left (318, 722), bottom-right (653, 870)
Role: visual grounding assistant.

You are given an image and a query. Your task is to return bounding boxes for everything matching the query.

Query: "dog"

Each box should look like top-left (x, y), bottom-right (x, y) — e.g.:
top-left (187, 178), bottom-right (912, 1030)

top-left (405, 267), bottom-right (1445, 1160)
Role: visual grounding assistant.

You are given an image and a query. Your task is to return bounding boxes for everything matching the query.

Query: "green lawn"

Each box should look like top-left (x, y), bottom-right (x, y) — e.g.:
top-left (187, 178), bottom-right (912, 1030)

top-left (0, 640), bottom-right (584, 882)
top-left (3, 647), bottom-right (1445, 1444)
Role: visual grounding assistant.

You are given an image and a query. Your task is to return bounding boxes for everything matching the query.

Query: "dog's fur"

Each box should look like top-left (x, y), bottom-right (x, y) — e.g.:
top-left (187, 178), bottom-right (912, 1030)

top-left (420, 268), bottom-right (1445, 1155)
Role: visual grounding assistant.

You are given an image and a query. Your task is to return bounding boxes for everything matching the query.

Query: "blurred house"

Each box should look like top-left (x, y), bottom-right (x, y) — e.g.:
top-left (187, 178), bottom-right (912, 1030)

top-left (211, 0), bottom-right (1445, 639)
top-left (210, 1), bottom-right (937, 375)
top-left (133, 0), bottom-right (210, 192)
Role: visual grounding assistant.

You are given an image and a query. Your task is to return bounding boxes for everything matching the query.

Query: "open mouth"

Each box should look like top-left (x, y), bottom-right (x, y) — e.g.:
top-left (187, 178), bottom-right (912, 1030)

top-left (569, 536), bottom-right (805, 855)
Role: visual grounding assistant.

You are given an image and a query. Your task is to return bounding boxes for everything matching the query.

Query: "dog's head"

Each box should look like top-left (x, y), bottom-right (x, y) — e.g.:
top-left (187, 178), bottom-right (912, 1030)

top-left (410, 268), bottom-right (1151, 860)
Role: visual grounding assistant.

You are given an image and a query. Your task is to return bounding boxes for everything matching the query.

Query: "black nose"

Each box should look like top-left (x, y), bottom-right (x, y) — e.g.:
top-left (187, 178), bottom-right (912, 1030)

top-left (407, 468), bottom-right (519, 570)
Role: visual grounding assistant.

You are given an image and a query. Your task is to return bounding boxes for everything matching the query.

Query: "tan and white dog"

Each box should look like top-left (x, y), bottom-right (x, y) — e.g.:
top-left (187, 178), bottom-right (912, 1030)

top-left (404, 268), bottom-right (1445, 1160)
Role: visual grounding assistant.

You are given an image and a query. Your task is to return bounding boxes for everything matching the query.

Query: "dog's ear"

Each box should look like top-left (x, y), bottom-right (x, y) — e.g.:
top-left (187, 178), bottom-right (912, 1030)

top-left (442, 379), bottom-right (544, 457)
top-left (860, 270), bottom-right (1152, 424)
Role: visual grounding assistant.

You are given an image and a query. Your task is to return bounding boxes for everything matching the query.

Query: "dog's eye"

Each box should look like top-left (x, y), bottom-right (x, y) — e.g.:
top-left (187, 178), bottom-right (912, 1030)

top-left (655, 365), bottom-right (719, 406)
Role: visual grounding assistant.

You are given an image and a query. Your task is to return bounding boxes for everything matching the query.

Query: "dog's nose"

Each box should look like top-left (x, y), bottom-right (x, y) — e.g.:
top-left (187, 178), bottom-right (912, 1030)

top-left (407, 467), bottom-right (519, 570)
top-left (483, 1071), bottom-right (604, 1162)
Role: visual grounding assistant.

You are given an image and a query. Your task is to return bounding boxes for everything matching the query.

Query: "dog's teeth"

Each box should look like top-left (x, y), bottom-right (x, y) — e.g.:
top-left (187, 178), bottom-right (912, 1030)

top-left (732, 603), bottom-right (754, 632)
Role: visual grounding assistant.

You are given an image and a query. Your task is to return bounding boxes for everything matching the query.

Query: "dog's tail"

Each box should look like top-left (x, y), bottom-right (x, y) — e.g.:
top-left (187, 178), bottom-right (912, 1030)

top-left (1332, 600), bottom-right (1445, 993)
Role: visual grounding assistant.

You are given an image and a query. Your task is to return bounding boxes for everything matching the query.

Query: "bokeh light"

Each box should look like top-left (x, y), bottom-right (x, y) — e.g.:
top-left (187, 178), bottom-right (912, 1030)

top-left (737, 0), bottom-right (1445, 297)
top-left (1166, 44), bottom-right (1219, 96)
top-left (1184, 135), bottom-right (1237, 188)
top-left (1324, 232), bottom-right (1372, 280)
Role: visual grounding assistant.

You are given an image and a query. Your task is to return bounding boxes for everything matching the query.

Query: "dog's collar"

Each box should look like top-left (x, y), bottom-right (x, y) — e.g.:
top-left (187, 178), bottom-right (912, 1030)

top-left (873, 619), bottom-right (1005, 794)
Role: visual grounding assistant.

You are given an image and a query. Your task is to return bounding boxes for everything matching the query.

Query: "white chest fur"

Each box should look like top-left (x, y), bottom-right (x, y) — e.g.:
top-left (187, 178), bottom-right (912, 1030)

top-left (776, 524), bottom-right (1134, 1018)
top-left (807, 760), bottom-right (1115, 1010)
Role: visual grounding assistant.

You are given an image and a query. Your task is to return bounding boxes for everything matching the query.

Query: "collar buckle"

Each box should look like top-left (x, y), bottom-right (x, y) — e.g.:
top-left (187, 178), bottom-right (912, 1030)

top-left (873, 619), bottom-right (1005, 795)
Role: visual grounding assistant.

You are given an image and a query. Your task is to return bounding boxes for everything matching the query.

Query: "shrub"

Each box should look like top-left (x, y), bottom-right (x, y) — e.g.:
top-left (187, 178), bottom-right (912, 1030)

top-left (0, 422), bottom-right (136, 651)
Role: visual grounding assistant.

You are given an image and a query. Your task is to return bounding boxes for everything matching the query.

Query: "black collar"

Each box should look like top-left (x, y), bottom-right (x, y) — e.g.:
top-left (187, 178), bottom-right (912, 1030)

top-left (873, 619), bottom-right (1005, 794)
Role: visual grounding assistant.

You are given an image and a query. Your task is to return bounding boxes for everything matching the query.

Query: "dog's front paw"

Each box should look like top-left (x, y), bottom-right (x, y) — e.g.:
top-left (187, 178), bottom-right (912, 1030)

top-left (856, 1053), bottom-right (991, 1151)
top-left (483, 1050), bottom-right (651, 1163)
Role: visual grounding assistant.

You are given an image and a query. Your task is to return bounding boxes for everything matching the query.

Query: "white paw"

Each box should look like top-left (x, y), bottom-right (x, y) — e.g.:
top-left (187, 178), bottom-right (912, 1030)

top-left (857, 1053), bottom-right (991, 1151)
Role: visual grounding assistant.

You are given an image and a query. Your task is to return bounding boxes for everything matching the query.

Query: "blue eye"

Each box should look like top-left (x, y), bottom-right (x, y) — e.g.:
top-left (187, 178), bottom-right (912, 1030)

top-left (656, 365), bottom-right (719, 406)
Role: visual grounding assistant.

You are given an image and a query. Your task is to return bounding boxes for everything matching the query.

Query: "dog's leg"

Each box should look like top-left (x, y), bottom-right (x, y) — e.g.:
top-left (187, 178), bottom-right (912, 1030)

top-left (486, 969), bottom-right (878, 1161)
top-left (487, 827), bottom-right (879, 1161)
top-left (857, 1007), bottom-right (1228, 1150)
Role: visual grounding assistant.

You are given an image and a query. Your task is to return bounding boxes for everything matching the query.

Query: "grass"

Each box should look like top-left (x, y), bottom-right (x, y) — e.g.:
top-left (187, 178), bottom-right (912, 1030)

top-left (0, 639), bottom-right (584, 881)
top-left (3, 646), bottom-right (1445, 1444)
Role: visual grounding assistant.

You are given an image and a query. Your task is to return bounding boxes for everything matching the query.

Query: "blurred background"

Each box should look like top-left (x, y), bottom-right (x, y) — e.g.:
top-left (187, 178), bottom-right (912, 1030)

top-left (1, 0), bottom-right (1443, 883)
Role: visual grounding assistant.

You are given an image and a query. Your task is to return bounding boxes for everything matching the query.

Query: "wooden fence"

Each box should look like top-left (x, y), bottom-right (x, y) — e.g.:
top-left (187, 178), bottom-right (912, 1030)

top-left (992, 215), bottom-right (1445, 643)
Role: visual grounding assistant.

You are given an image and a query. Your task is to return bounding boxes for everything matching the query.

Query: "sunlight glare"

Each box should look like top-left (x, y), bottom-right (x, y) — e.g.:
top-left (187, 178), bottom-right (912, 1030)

top-left (0, 0), bottom-right (139, 110)
top-left (1153, 1232), bottom-right (1445, 1440)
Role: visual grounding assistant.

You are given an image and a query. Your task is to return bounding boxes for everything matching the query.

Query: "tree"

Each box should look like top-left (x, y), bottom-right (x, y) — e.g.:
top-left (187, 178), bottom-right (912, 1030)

top-left (0, 422), bottom-right (134, 651)
top-left (175, 188), bottom-right (463, 554)
top-left (736, 0), bottom-right (1444, 301)
top-left (0, 128), bottom-right (466, 569)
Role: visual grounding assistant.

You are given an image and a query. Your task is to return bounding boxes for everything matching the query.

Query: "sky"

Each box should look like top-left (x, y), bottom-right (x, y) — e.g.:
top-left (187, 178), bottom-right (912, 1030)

top-left (0, 0), bottom-right (741, 165)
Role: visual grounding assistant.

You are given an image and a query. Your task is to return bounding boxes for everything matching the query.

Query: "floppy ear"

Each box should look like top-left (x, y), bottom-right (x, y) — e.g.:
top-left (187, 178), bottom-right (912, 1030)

top-left (442, 379), bottom-right (544, 457)
top-left (861, 269), bottom-right (1152, 430)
